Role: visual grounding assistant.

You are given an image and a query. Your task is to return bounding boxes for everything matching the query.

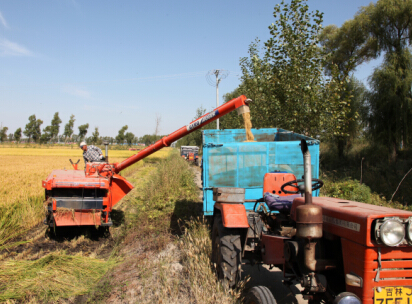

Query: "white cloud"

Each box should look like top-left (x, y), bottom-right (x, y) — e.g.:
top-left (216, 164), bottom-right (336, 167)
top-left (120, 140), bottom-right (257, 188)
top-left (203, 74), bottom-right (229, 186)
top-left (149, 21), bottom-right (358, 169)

top-left (62, 84), bottom-right (92, 99)
top-left (0, 38), bottom-right (33, 56)
top-left (0, 10), bottom-right (8, 29)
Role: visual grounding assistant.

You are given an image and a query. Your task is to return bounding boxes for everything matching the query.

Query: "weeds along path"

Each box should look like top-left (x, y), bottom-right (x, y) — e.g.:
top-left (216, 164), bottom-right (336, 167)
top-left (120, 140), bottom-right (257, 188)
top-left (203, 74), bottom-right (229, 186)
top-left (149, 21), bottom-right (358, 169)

top-left (84, 152), bottom-right (241, 304)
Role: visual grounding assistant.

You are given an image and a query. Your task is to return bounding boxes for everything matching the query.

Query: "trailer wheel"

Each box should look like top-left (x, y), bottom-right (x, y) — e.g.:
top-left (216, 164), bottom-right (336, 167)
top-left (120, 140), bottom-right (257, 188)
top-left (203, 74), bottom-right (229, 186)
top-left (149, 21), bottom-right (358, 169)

top-left (244, 286), bottom-right (277, 304)
top-left (212, 214), bottom-right (242, 289)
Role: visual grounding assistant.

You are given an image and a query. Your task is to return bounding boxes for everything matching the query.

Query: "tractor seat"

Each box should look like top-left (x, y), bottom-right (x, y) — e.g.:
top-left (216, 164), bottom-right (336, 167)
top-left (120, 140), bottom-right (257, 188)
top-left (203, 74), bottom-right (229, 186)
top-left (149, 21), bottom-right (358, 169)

top-left (263, 192), bottom-right (301, 213)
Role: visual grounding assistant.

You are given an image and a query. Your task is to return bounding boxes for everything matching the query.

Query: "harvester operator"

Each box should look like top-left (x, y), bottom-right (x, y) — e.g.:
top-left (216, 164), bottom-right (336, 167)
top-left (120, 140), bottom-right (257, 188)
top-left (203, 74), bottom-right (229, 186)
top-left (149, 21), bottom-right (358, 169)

top-left (80, 142), bottom-right (105, 163)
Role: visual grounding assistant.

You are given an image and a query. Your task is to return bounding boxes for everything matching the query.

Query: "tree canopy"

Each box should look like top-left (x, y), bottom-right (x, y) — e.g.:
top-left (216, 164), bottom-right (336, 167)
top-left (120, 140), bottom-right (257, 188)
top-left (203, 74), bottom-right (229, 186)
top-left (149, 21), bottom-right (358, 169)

top-left (78, 124), bottom-right (89, 141)
top-left (63, 115), bottom-right (75, 142)
top-left (91, 127), bottom-right (100, 145)
top-left (0, 127), bottom-right (8, 142)
top-left (319, 0), bottom-right (412, 160)
top-left (222, 0), bottom-right (352, 139)
top-left (24, 115), bottom-right (43, 142)
top-left (116, 125), bottom-right (128, 144)
top-left (14, 128), bottom-right (22, 142)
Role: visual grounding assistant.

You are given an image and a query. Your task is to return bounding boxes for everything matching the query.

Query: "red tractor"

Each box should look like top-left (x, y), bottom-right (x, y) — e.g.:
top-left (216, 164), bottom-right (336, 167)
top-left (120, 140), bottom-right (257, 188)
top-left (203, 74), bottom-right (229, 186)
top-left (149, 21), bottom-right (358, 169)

top-left (42, 95), bottom-right (251, 229)
top-left (180, 145), bottom-right (200, 165)
top-left (211, 140), bottom-right (412, 304)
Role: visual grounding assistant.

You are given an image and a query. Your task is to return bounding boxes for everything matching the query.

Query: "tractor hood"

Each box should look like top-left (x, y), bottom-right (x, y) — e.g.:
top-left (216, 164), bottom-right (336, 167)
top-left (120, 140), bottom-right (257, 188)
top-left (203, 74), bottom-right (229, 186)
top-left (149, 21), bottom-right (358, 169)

top-left (291, 197), bottom-right (412, 247)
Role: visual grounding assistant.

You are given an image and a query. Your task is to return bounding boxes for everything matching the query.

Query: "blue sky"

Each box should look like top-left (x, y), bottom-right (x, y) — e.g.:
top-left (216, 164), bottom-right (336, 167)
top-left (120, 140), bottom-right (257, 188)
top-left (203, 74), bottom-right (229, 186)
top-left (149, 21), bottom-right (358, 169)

top-left (0, 0), bottom-right (380, 138)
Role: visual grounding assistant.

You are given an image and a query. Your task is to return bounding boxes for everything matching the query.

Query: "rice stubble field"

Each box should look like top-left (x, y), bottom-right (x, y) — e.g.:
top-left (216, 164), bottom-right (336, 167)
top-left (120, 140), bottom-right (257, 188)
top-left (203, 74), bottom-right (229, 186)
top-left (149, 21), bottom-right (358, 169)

top-left (0, 146), bottom-right (241, 303)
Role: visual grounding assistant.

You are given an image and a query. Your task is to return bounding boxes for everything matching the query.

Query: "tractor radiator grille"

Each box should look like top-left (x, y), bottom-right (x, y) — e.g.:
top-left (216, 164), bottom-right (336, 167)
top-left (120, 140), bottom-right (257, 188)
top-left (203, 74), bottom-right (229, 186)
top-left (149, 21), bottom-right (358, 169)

top-left (341, 238), bottom-right (412, 304)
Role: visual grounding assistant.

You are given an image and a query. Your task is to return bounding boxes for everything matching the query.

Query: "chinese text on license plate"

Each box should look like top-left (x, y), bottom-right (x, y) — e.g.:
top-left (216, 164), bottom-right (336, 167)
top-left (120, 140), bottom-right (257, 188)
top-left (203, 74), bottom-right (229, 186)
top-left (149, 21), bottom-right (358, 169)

top-left (374, 287), bottom-right (412, 304)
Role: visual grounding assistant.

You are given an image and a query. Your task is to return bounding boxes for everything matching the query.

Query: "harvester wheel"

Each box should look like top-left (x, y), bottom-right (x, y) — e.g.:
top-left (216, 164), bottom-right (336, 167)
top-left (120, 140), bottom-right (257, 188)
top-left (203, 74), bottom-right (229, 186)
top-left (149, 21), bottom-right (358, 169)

top-left (244, 286), bottom-right (277, 304)
top-left (211, 214), bottom-right (242, 289)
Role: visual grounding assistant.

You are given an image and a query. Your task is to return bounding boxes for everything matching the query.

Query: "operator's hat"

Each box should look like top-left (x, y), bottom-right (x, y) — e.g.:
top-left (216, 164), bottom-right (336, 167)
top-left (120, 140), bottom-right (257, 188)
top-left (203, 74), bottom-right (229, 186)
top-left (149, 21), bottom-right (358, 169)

top-left (80, 142), bottom-right (87, 148)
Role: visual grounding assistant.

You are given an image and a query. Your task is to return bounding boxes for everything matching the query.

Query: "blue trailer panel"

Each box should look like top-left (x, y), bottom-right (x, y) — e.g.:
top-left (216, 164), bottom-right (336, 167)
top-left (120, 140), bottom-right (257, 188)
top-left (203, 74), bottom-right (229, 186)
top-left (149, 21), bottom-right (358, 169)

top-left (202, 128), bottom-right (319, 216)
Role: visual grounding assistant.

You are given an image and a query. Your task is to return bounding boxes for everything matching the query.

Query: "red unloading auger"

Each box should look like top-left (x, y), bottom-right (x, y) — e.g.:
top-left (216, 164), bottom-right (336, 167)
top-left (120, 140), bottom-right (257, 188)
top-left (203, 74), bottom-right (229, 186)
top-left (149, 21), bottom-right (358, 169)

top-left (42, 95), bottom-right (251, 228)
top-left (113, 95), bottom-right (251, 173)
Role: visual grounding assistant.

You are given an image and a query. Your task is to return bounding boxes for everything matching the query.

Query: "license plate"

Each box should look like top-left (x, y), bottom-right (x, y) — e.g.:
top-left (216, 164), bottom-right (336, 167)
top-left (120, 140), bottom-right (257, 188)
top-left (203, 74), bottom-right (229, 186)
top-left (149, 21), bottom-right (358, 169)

top-left (374, 287), bottom-right (412, 303)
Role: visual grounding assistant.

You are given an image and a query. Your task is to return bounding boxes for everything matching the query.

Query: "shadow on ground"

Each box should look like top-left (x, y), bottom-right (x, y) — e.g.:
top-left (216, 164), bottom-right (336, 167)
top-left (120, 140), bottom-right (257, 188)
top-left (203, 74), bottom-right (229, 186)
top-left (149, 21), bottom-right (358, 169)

top-left (170, 199), bottom-right (203, 235)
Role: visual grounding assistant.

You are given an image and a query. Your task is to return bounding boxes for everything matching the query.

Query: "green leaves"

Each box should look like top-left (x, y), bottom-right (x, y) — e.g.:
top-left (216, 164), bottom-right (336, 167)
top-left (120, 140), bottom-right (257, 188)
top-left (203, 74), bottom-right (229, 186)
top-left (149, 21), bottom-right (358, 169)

top-left (24, 115), bottom-right (43, 143)
top-left (63, 114), bottom-right (75, 142)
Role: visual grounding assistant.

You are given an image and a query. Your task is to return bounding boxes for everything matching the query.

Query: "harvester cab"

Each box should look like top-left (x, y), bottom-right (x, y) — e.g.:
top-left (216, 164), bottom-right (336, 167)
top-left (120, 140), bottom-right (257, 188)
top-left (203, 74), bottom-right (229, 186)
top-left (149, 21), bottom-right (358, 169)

top-left (42, 95), bottom-right (252, 230)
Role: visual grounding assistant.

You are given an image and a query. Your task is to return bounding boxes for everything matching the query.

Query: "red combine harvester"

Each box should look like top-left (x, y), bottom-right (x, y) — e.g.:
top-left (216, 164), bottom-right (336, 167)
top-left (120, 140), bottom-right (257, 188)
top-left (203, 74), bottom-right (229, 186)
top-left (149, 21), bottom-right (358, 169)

top-left (42, 95), bottom-right (251, 228)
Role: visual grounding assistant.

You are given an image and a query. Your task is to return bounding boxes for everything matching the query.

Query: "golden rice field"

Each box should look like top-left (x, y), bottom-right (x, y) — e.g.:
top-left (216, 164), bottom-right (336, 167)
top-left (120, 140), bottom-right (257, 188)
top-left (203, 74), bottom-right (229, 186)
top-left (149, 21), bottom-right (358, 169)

top-left (0, 147), bottom-right (171, 206)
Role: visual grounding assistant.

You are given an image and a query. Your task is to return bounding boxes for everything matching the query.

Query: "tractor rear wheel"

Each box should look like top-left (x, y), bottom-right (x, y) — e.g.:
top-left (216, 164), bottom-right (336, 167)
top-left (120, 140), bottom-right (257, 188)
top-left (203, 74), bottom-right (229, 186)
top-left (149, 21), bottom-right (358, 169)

top-left (211, 214), bottom-right (242, 289)
top-left (244, 286), bottom-right (277, 304)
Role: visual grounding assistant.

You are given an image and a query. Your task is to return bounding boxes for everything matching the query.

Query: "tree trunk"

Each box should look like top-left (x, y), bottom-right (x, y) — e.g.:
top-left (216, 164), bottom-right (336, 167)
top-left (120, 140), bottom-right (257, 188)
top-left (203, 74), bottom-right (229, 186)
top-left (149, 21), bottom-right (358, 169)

top-left (337, 136), bottom-right (346, 159)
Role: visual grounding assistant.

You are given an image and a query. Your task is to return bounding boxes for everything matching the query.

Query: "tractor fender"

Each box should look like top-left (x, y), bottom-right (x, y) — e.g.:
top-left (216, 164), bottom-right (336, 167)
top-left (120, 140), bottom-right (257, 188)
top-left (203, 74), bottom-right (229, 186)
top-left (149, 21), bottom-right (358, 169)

top-left (214, 202), bottom-right (249, 228)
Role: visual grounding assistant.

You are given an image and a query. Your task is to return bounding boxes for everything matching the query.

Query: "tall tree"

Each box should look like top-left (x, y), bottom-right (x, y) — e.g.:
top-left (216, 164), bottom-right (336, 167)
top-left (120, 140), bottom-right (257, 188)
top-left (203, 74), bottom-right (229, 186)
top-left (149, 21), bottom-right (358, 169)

top-left (125, 132), bottom-right (135, 146)
top-left (232, 0), bottom-right (351, 139)
top-left (14, 128), bottom-right (22, 143)
top-left (0, 127), bottom-right (8, 142)
top-left (24, 115), bottom-right (43, 142)
top-left (78, 123), bottom-right (89, 141)
top-left (361, 0), bottom-right (412, 160)
top-left (8, 133), bottom-right (13, 141)
top-left (40, 126), bottom-right (53, 144)
top-left (318, 0), bottom-right (412, 161)
top-left (63, 115), bottom-right (75, 142)
top-left (319, 20), bottom-right (377, 79)
top-left (368, 50), bottom-right (412, 159)
top-left (50, 112), bottom-right (62, 142)
top-left (116, 125), bottom-right (128, 144)
top-left (91, 127), bottom-right (100, 144)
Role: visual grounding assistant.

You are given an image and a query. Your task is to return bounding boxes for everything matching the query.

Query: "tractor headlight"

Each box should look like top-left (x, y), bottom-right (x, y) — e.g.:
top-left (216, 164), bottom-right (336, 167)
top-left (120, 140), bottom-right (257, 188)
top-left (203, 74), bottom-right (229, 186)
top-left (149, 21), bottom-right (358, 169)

top-left (407, 219), bottom-right (412, 242)
top-left (376, 218), bottom-right (405, 246)
top-left (334, 292), bottom-right (361, 304)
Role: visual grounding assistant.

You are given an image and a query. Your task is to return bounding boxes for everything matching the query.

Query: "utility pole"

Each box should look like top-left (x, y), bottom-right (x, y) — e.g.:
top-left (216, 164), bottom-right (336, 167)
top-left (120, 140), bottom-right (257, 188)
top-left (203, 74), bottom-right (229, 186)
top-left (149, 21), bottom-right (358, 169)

top-left (206, 69), bottom-right (229, 130)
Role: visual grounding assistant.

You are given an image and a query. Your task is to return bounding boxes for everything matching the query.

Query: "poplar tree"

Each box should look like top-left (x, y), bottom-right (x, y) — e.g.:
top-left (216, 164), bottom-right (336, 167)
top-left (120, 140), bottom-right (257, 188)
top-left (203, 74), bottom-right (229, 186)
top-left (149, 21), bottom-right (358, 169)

top-left (224, 0), bottom-right (352, 139)
top-left (63, 115), bottom-right (75, 142)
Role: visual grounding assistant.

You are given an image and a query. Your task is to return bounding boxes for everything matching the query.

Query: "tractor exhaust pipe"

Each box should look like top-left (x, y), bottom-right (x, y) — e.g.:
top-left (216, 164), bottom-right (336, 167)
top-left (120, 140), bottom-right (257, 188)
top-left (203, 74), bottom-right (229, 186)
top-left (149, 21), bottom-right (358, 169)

top-left (296, 140), bottom-right (335, 273)
top-left (103, 141), bottom-right (109, 162)
top-left (302, 140), bottom-right (313, 205)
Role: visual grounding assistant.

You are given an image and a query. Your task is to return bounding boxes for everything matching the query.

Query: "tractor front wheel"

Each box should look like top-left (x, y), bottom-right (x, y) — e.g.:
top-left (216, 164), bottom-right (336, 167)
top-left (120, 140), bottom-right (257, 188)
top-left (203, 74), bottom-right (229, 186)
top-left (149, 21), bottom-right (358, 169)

top-left (244, 286), bottom-right (277, 304)
top-left (211, 214), bottom-right (242, 289)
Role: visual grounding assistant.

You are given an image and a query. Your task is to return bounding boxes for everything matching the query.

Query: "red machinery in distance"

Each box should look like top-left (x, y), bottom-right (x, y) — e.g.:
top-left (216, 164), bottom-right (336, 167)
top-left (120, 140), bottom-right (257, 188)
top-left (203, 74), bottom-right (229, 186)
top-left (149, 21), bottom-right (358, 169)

top-left (42, 95), bottom-right (251, 228)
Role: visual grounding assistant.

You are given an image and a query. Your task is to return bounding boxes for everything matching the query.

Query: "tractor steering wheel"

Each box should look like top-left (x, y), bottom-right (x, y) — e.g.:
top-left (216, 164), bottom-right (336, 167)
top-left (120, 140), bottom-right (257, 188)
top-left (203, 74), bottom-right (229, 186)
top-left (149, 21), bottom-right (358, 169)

top-left (280, 178), bottom-right (324, 195)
